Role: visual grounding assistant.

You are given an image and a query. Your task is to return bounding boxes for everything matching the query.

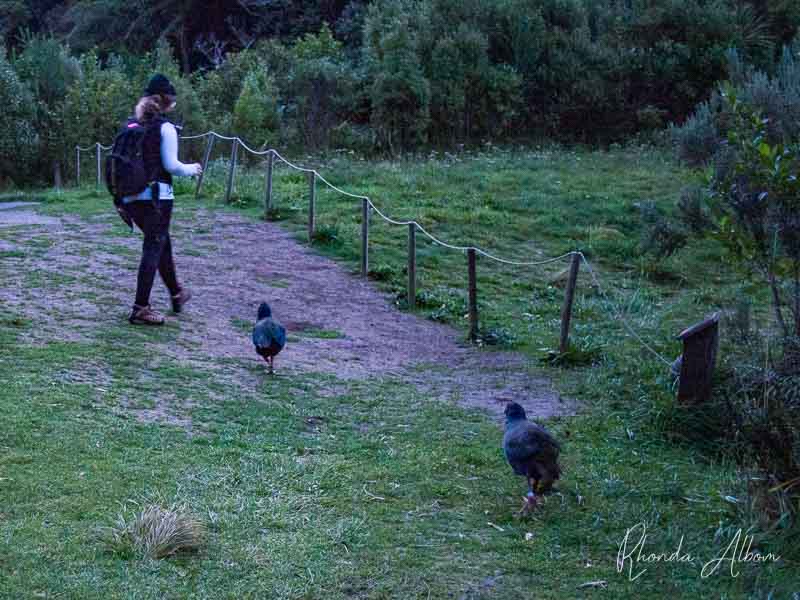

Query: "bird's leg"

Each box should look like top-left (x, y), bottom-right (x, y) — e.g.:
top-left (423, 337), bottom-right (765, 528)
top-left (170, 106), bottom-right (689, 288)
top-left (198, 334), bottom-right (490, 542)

top-left (517, 477), bottom-right (538, 515)
top-left (268, 356), bottom-right (274, 375)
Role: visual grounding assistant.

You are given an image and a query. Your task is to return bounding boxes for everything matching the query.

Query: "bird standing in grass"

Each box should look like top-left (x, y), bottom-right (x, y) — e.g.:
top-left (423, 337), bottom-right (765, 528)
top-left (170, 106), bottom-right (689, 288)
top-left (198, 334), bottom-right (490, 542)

top-left (503, 401), bottom-right (561, 515)
top-left (252, 302), bottom-right (286, 374)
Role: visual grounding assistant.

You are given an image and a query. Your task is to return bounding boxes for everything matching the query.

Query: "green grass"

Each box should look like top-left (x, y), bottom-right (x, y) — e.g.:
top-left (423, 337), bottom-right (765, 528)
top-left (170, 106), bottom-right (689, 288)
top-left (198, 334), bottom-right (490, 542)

top-left (1, 145), bottom-right (795, 598)
top-left (298, 328), bottom-right (345, 339)
top-left (207, 145), bottom-right (726, 354)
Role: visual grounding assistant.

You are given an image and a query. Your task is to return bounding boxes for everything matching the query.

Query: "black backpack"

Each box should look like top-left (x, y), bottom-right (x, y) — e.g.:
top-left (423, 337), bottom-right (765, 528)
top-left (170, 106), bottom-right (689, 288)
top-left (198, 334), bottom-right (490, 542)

top-left (105, 118), bottom-right (161, 227)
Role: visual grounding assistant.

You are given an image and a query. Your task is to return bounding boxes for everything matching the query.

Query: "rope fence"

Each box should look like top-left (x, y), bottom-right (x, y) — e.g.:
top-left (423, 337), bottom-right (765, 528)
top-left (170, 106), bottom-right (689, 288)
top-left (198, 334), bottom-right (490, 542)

top-left (75, 131), bottom-right (675, 365)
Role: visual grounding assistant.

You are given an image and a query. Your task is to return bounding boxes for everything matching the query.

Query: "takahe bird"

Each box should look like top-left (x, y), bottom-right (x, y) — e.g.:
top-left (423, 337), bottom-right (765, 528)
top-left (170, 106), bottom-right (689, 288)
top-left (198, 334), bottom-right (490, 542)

top-left (503, 401), bottom-right (562, 514)
top-left (252, 302), bottom-right (286, 374)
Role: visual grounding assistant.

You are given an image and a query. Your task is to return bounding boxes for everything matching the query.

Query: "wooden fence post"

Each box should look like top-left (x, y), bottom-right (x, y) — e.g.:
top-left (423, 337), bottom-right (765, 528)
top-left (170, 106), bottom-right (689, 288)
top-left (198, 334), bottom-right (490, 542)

top-left (408, 222), bottom-right (416, 308)
top-left (676, 313), bottom-right (720, 405)
top-left (361, 198), bottom-right (370, 276)
top-left (95, 144), bottom-right (101, 190)
top-left (308, 171), bottom-right (316, 242)
top-left (559, 252), bottom-right (581, 354)
top-left (195, 134), bottom-right (214, 200)
top-left (224, 139), bottom-right (238, 204)
top-left (76, 147), bottom-right (80, 187)
top-left (264, 150), bottom-right (275, 217)
top-left (468, 248), bottom-right (478, 341)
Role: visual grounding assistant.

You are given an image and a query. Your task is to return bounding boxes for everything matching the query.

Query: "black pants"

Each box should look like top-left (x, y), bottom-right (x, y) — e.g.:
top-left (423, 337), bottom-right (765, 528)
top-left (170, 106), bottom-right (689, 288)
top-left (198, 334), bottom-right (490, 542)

top-left (127, 200), bottom-right (179, 307)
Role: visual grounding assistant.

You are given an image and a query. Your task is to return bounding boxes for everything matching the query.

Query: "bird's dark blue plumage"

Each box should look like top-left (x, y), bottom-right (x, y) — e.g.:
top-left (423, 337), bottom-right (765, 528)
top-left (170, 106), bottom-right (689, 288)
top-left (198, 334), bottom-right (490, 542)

top-left (503, 402), bottom-right (561, 497)
top-left (252, 302), bottom-right (286, 370)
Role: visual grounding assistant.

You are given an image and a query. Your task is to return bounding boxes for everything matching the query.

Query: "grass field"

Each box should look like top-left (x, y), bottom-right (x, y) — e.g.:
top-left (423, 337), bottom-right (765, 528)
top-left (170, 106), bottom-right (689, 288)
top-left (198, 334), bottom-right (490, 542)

top-left (1, 144), bottom-right (795, 598)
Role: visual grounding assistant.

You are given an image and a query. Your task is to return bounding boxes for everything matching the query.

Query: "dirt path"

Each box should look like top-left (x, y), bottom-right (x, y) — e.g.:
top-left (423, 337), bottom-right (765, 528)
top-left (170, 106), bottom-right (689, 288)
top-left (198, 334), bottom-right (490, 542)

top-left (0, 204), bottom-right (571, 420)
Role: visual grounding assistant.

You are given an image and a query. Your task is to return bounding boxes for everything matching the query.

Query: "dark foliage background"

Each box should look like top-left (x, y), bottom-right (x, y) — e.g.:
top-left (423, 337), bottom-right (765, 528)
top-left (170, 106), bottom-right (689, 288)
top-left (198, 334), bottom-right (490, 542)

top-left (0, 0), bottom-right (798, 183)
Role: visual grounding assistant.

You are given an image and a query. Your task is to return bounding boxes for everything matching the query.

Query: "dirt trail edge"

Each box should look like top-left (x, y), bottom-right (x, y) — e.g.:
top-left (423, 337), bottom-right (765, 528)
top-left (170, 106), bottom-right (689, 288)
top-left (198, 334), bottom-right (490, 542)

top-left (1, 205), bottom-right (573, 420)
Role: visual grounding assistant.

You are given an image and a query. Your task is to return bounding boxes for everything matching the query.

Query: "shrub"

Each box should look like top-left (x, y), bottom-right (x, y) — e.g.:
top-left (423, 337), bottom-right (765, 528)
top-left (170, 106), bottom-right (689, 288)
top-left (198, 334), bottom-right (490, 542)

top-left (638, 200), bottom-right (688, 259)
top-left (61, 51), bottom-right (135, 176)
top-left (232, 66), bottom-right (280, 152)
top-left (670, 101), bottom-right (719, 166)
top-left (707, 336), bottom-right (800, 557)
top-left (150, 39), bottom-right (207, 138)
top-left (666, 70), bottom-right (800, 541)
top-left (12, 32), bottom-right (80, 186)
top-left (674, 40), bottom-right (800, 165)
top-left (363, 1), bottom-right (431, 153)
top-left (0, 48), bottom-right (38, 186)
top-left (194, 47), bottom-right (263, 135)
top-left (428, 23), bottom-right (490, 143)
top-left (285, 24), bottom-right (356, 150)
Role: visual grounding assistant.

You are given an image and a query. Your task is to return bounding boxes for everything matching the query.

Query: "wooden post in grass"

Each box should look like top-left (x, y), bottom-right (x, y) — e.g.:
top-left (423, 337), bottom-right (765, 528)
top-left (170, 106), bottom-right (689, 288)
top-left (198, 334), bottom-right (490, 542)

top-left (308, 170), bottom-right (316, 242)
top-left (468, 248), bottom-right (478, 341)
top-left (95, 144), bottom-right (101, 189)
top-left (224, 139), bottom-right (238, 204)
top-left (195, 134), bottom-right (214, 200)
top-left (676, 313), bottom-right (720, 405)
top-left (264, 150), bottom-right (275, 217)
top-left (76, 147), bottom-right (80, 187)
top-left (361, 198), bottom-right (370, 277)
top-left (559, 252), bottom-right (581, 354)
top-left (408, 222), bottom-right (416, 308)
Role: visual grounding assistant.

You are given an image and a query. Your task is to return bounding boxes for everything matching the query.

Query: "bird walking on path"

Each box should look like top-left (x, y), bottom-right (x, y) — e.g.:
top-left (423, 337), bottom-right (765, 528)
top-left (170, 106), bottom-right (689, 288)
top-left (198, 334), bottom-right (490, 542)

top-left (503, 401), bottom-right (562, 515)
top-left (252, 302), bottom-right (286, 374)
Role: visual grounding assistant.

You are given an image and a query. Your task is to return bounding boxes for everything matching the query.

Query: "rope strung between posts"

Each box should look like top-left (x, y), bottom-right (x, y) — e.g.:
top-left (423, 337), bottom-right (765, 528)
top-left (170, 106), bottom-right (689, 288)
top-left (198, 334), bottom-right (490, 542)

top-left (578, 252), bottom-right (672, 366)
top-left (75, 129), bottom-right (675, 365)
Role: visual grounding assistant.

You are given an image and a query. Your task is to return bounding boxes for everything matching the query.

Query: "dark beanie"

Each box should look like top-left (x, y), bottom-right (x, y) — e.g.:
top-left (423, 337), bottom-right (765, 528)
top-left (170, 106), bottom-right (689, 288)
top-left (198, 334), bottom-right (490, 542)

top-left (145, 73), bottom-right (177, 97)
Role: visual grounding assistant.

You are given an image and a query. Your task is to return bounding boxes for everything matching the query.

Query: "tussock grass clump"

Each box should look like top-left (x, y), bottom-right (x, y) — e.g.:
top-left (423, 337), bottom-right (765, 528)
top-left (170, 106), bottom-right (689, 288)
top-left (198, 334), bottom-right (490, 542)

top-left (99, 503), bottom-right (206, 559)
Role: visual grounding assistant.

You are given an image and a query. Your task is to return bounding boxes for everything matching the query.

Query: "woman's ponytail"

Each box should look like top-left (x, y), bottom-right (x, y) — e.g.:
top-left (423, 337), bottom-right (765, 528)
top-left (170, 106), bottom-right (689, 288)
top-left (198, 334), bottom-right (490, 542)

top-left (135, 94), bottom-right (173, 122)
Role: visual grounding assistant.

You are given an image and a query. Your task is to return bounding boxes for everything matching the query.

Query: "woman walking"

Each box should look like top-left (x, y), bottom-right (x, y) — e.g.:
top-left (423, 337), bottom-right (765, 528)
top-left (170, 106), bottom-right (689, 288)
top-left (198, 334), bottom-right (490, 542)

top-left (124, 74), bottom-right (202, 325)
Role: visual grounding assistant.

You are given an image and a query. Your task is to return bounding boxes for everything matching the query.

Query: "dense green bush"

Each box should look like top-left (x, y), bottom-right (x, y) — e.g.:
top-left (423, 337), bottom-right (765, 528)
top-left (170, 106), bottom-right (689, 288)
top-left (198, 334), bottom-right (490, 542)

top-left (673, 41), bottom-right (800, 165)
top-left (428, 24), bottom-right (524, 143)
top-left (3, 0), bottom-right (800, 182)
top-left (363, 1), bottom-right (431, 152)
top-left (193, 48), bottom-right (263, 137)
top-left (61, 52), bottom-right (135, 176)
top-left (669, 101), bottom-right (719, 166)
top-left (232, 66), bottom-right (280, 152)
top-left (12, 33), bottom-right (80, 186)
top-left (151, 39), bottom-right (207, 137)
top-left (285, 25), bottom-right (358, 150)
top-left (0, 48), bottom-right (38, 186)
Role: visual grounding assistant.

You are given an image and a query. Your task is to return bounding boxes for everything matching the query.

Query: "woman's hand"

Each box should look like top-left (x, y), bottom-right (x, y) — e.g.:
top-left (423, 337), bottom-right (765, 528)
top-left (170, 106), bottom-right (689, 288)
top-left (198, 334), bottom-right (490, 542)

top-left (189, 163), bottom-right (203, 176)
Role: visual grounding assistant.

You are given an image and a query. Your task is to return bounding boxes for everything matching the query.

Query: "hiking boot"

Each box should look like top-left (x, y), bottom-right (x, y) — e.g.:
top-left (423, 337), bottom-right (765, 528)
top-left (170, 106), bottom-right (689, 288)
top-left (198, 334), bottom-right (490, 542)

top-left (129, 304), bottom-right (165, 326)
top-left (171, 288), bottom-right (192, 314)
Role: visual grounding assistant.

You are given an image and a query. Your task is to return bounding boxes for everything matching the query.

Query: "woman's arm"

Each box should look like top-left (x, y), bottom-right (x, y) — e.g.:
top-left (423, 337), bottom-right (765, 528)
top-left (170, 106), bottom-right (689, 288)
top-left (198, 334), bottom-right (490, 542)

top-left (160, 123), bottom-right (201, 176)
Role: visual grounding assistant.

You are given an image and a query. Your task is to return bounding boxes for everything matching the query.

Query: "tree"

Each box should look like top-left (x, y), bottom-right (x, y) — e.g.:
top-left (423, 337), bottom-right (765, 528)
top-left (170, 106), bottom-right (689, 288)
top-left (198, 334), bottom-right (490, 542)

top-left (0, 0), bottom-right (65, 49)
top-left (61, 51), bottom-right (135, 173)
top-left (232, 66), bottom-right (280, 152)
top-left (59, 0), bottom-right (357, 73)
top-left (62, 0), bottom-right (254, 72)
top-left (0, 48), bottom-right (38, 186)
top-left (363, 1), bottom-right (430, 152)
top-left (429, 24), bottom-right (489, 142)
top-left (193, 47), bottom-right (263, 135)
top-left (150, 39), bottom-right (207, 137)
top-left (13, 32), bottom-right (80, 187)
top-left (286, 24), bottom-right (355, 150)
